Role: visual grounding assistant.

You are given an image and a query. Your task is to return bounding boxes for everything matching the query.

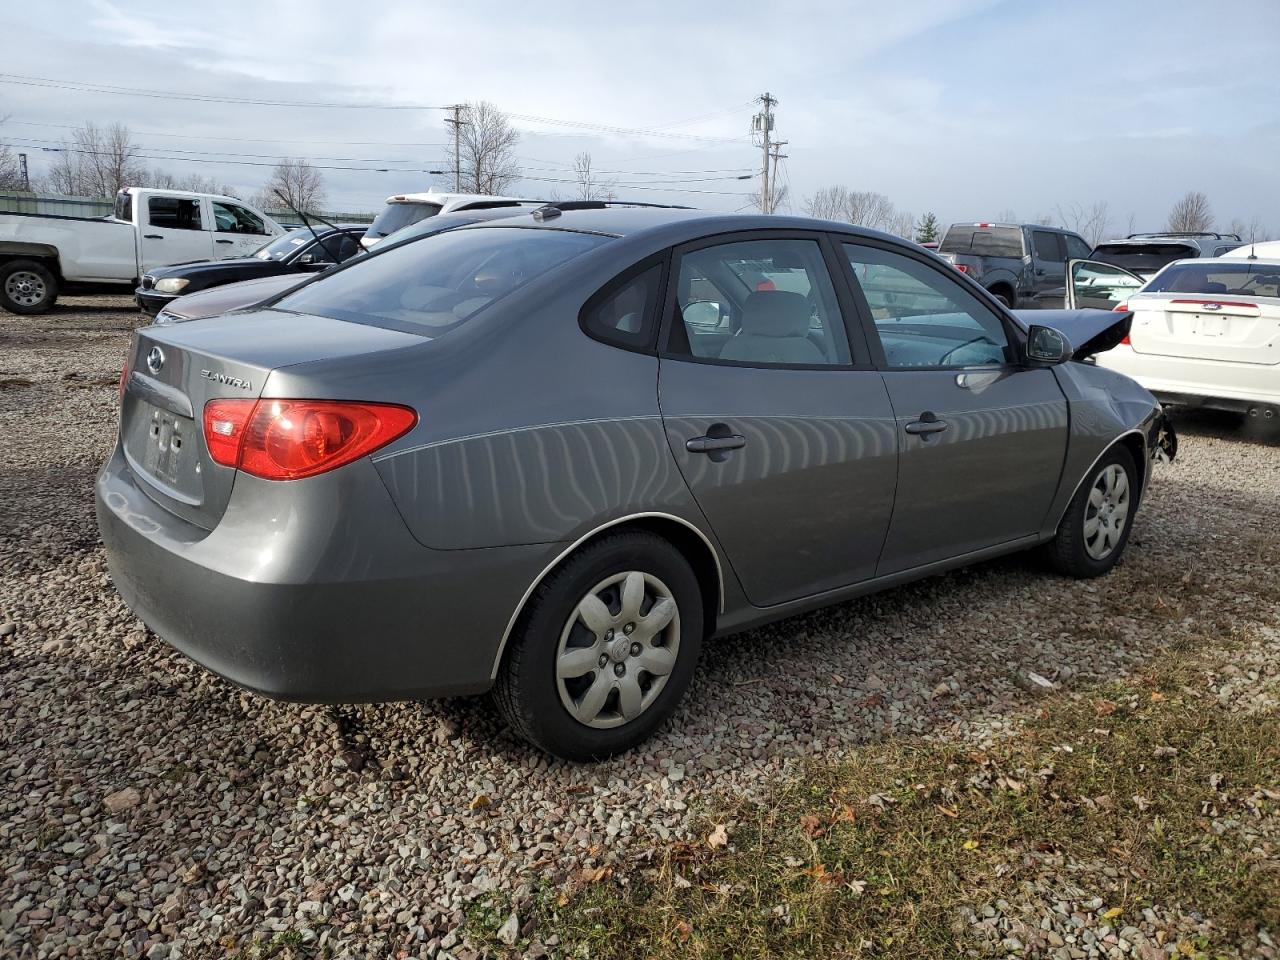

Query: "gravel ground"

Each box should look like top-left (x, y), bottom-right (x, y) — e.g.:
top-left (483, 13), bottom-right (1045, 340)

top-left (1, 296), bottom-right (1277, 958)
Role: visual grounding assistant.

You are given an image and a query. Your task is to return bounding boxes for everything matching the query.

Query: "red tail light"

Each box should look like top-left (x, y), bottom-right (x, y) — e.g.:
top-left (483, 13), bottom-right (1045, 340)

top-left (1112, 302), bottom-right (1128, 312)
top-left (954, 264), bottom-right (972, 274)
top-left (203, 398), bottom-right (417, 480)
top-left (755, 278), bottom-right (776, 291)
top-left (1119, 334), bottom-right (1131, 345)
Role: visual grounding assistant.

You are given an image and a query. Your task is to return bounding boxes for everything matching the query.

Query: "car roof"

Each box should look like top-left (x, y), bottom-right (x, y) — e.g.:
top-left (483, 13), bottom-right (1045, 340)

top-left (456, 207), bottom-right (922, 244)
top-left (1222, 240), bottom-right (1280, 259)
top-left (1158, 255), bottom-right (1280, 268)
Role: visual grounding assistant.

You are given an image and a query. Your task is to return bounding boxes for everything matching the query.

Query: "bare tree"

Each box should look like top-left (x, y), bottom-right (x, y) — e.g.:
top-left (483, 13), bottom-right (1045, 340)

top-left (1033, 213), bottom-right (1058, 227)
top-left (750, 181), bottom-right (789, 216)
top-left (46, 122), bottom-right (146, 197)
top-left (260, 158), bottom-right (326, 211)
top-left (1123, 211), bottom-right (1138, 238)
top-left (997, 208), bottom-right (1018, 223)
top-left (0, 115), bottom-right (27, 190)
top-left (803, 185), bottom-right (851, 221)
top-left (1056, 201), bottom-right (1110, 246)
top-left (458, 101), bottom-right (521, 195)
top-left (1165, 191), bottom-right (1213, 233)
top-left (803, 186), bottom-right (904, 232)
top-left (572, 152), bottom-right (615, 201)
top-left (148, 168), bottom-right (238, 197)
top-left (1226, 217), bottom-right (1266, 243)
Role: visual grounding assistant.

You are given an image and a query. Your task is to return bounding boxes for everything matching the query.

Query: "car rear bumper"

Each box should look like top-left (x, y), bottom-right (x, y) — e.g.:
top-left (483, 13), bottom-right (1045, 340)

top-left (1098, 346), bottom-right (1280, 409)
top-left (95, 444), bottom-right (549, 702)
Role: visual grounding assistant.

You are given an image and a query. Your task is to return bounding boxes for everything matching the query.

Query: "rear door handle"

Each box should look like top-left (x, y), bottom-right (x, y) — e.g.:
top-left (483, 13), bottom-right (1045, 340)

top-left (143, 234), bottom-right (162, 239)
top-left (215, 238), bottom-right (234, 245)
top-left (686, 434), bottom-right (746, 454)
top-left (904, 414), bottom-right (949, 436)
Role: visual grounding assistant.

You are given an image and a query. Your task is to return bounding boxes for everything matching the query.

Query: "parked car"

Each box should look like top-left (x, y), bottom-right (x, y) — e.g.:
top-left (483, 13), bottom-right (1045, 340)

top-left (98, 207), bottom-right (1170, 760)
top-left (936, 222), bottom-right (1092, 308)
top-left (136, 224), bottom-right (367, 316)
top-left (1224, 239), bottom-right (1280, 259)
top-left (1087, 232), bottom-right (1243, 280)
top-left (0, 187), bottom-right (284, 314)
top-left (361, 189), bottom-right (544, 249)
top-left (1067, 255), bottom-right (1280, 418)
top-left (150, 208), bottom-right (534, 324)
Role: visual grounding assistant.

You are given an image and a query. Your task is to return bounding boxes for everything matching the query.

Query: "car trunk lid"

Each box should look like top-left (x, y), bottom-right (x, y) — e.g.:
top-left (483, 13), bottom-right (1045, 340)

top-left (121, 309), bottom-right (425, 529)
top-left (1128, 295), bottom-right (1280, 364)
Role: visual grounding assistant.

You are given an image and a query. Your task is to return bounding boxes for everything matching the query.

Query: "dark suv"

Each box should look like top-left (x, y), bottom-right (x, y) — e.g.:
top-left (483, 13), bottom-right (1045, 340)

top-left (937, 222), bottom-right (1092, 308)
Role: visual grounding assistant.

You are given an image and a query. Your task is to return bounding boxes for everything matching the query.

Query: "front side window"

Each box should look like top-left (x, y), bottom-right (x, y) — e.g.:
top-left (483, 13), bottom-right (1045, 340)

top-left (275, 226), bottom-right (609, 337)
top-left (1032, 230), bottom-right (1065, 262)
top-left (666, 237), bottom-right (851, 366)
top-left (148, 197), bottom-right (202, 231)
top-left (844, 243), bottom-right (1011, 368)
top-left (254, 229), bottom-right (310, 260)
top-left (212, 201), bottom-right (267, 235)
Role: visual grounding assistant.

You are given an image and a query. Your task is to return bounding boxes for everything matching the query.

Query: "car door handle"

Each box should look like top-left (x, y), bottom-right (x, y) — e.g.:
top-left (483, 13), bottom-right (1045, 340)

top-left (904, 415), bottom-right (949, 435)
top-left (143, 234), bottom-right (163, 239)
top-left (686, 434), bottom-right (746, 454)
top-left (215, 238), bottom-right (234, 244)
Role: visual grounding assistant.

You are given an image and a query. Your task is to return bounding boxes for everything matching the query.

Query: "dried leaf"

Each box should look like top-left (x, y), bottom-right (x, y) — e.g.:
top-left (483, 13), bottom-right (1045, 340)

top-left (675, 920), bottom-right (692, 942)
top-left (1131, 795), bottom-right (1152, 811)
top-left (962, 839), bottom-right (979, 850)
top-left (799, 815), bottom-right (825, 839)
top-left (579, 865), bottom-right (612, 883)
top-left (1103, 907), bottom-right (1124, 920)
top-left (468, 794), bottom-right (491, 811)
top-left (967, 751), bottom-right (990, 766)
top-left (832, 805), bottom-right (857, 824)
top-left (1209, 772), bottom-right (1225, 792)
top-left (936, 804), bottom-right (959, 819)
top-left (1094, 699), bottom-right (1118, 716)
top-left (707, 823), bottom-right (729, 850)
top-left (1149, 691), bottom-right (1168, 702)
top-left (845, 879), bottom-right (867, 895)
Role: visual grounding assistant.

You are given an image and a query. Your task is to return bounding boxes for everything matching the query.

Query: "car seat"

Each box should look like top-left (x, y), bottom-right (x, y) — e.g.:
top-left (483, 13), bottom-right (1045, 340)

top-left (719, 291), bottom-right (824, 364)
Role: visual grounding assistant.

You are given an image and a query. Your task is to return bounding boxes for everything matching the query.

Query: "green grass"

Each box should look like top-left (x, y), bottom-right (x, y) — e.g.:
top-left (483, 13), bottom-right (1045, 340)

top-left (476, 631), bottom-right (1279, 959)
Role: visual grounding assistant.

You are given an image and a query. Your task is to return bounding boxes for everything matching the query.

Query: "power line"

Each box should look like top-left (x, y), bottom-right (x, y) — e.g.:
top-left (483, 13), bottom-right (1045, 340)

top-left (3, 134), bottom-right (443, 166)
top-left (3, 118), bottom-right (449, 149)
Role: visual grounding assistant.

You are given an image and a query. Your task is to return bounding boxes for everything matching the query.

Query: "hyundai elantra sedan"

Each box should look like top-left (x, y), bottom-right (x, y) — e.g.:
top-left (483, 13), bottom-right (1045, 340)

top-left (98, 205), bottom-right (1170, 760)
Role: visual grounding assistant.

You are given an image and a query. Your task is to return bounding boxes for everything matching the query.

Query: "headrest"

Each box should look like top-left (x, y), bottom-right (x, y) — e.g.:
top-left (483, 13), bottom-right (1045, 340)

top-left (740, 290), bottom-right (810, 338)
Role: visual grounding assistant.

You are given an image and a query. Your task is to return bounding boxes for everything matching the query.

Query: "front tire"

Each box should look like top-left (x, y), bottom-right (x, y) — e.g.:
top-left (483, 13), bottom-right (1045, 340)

top-left (0, 260), bottom-right (58, 314)
top-left (1045, 445), bottom-right (1137, 578)
top-left (493, 531), bottom-right (703, 761)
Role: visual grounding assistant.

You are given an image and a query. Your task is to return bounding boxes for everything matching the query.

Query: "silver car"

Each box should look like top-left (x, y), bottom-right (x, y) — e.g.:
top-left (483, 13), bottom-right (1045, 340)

top-left (97, 207), bottom-right (1171, 760)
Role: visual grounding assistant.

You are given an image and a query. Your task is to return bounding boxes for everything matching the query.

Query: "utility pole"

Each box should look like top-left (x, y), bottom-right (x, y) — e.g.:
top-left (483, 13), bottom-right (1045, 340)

top-left (443, 104), bottom-right (466, 192)
top-left (768, 141), bottom-right (787, 214)
top-left (18, 153), bottom-right (29, 192)
top-left (752, 92), bottom-right (777, 214)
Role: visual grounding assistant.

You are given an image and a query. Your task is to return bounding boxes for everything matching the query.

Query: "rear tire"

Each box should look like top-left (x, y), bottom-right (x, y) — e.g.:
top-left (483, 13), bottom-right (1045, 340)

top-left (493, 531), bottom-right (703, 761)
top-left (0, 260), bottom-right (58, 314)
top-left (989, 287), bottom-right (1013, 308)
top-left (1045, 445), bottom-right (1138, 578)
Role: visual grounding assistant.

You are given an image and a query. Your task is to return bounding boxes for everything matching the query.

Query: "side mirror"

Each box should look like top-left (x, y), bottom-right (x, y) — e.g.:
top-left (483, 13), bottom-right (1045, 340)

top-left (682, 300), bottom-right (723, 327)
top-left (1026, 324), bottom-right (1072, 364)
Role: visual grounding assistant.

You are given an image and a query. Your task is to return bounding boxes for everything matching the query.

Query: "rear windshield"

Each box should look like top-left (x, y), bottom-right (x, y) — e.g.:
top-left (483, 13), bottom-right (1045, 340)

top-left (1092, 243), bottom-right (1196, 274)
top-left (1144, 261), bottom-right (1280, 298)
top-left (274, 226), bottom-right (609, 335)
top-left (365, 201), bottom-right (444, 240)
top-left (939, 225), bottom-right (1023, 258)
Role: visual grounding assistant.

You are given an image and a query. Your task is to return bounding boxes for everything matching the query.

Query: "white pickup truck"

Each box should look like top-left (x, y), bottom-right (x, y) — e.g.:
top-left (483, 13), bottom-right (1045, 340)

top-left (0, 187), bottom-right (285, 314)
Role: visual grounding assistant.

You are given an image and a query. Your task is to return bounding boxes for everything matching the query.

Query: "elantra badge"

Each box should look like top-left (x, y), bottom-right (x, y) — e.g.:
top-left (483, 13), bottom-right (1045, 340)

top-left (146, 346), bottom-right (165, 374)
top-left (201, 369), bottom-right (253, 390)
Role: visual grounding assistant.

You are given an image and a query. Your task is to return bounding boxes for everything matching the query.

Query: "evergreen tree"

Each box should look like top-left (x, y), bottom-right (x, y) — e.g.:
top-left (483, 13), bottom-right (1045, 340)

top-left (916, 211), bottom-right (940, 244)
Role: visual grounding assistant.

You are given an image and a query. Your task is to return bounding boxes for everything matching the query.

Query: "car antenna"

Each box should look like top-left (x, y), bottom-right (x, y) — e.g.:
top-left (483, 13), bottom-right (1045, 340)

top-left (272, 189), bottom-right (344, 263)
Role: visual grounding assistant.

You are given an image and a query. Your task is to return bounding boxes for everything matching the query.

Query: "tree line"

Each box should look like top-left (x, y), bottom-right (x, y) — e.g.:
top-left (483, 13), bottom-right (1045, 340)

top-left (800, 185), bottom-right (1270, 246)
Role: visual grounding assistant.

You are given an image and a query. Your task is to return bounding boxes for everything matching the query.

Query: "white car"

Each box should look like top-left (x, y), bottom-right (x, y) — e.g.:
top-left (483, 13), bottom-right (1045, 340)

top-left (1224, 239), bottom-right (1280, 259)
top-left (0, 187), bottom-right (284, 313)
top-left (1067, 256), bottom-right (1280, 419)
top-left (360, 189), bottom-right (543, 249)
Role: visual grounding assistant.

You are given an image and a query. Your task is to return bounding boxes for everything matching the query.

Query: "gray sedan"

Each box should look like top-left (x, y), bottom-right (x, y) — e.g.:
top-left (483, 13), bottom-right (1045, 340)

top-left (97, 207), bottom-right (1170, 760)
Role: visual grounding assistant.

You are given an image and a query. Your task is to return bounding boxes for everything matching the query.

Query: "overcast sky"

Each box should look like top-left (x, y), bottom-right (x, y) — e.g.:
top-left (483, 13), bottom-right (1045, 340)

top-left (5, 0), bottom-right (1279, 235)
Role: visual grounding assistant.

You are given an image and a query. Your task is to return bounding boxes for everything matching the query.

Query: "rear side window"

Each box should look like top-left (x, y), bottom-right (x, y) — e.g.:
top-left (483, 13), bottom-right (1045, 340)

top-left (148, 197), bottom-right (202, 231)
top-left (580, 262), bottom-right (665, 351)
top-left (275, 226), bottom-right (609, 336)
top-left (1064, 234), bottom-right (1092, 260)
top-left (939, 225), bottom-right (1023, 258)
top-left (1032, 230), bottom-right (1064, 261)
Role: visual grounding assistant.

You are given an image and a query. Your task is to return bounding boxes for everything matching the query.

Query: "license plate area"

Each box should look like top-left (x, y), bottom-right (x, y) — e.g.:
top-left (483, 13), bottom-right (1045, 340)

top-left (123, 399), bottom-right (205, 506)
